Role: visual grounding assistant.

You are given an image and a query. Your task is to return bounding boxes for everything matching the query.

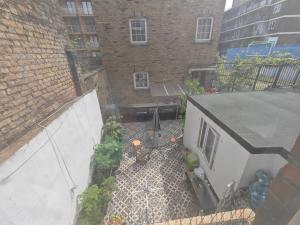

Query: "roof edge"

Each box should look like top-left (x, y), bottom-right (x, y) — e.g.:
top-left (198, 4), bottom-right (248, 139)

top-left (187, 95), bottom-right (289, 160)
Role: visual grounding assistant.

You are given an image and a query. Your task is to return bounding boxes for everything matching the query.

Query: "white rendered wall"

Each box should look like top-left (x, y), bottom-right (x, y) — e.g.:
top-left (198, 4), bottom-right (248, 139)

top-left (183, 100), bottom-right (288, 198)
top-left (240, 153), bottom-right (287, 186)
top-left (0, 90), bottom-right (103, 225)
top-left (184, 100), bottom-right (249, 198)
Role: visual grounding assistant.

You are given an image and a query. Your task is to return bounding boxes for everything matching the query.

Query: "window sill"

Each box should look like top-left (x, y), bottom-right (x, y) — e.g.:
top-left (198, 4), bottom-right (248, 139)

top-left (134, 87), bottom-right (150, 90)
top-left (194, 40), bottom-right (212, 44)
top-left (130, 42), bottom-right (149, 46)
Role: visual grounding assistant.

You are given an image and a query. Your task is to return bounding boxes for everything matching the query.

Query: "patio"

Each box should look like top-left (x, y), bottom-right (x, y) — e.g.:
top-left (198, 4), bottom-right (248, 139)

top-left (105, 120), bottom-right (200, 225)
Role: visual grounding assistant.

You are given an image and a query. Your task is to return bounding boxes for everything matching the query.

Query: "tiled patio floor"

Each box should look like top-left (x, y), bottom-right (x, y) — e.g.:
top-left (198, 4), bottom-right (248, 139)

top-left (105, 121), bottom-right (199, 225)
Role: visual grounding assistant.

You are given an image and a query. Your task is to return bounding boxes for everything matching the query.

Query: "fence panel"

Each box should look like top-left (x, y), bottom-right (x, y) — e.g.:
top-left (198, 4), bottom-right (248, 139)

top-left (215, 63), bottom-right (299, 92)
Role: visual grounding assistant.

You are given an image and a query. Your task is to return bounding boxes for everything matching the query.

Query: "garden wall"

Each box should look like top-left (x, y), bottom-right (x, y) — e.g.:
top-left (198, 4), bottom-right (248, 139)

top-left (0, 90), bottom-right (103, 225)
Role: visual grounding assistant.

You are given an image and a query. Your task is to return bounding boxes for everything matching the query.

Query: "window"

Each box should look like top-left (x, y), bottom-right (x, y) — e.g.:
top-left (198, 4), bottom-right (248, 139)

top-left (89, 36), bottom-right (99, 48)
top-left (129, 19), bottom-right (147, 44)
top-left (196, 17), bottom-right (214, 42)
top-left (197, 118), bottom-right (219, 168)
top-left (273, 3), bottom-right (282, 14)
top-left (81, 1), bottom-right (93, 15)
top-left (268, 20), bottom-right (277, 31)
top-left (133, 72), bottom-right (149, 89)
top-left (66, 1), bottom-right (76, 14)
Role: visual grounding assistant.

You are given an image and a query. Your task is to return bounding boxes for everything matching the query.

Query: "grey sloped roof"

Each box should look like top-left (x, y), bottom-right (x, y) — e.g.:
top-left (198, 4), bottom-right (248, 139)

top-left (190, 88), bottom-right (300, 152)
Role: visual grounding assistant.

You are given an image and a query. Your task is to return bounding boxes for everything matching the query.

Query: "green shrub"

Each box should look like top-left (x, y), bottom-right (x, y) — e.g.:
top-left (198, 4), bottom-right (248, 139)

top-left (93, 136), bottom-right (122, 170)
top-left (185, 152), bottom-right (199, 171)
top-left (78, 177), bottom-right (116, 225)
top-left (103, 116), bottom-right (123, 141)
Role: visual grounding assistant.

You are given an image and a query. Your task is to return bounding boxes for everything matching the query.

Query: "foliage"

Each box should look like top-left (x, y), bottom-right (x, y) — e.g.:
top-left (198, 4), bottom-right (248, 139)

top-left (78, 177), bottom-right (116, 225)
top-left (108, 214), bottom-right (124, 225)
top-left (178, 80), bottom-right (205, 116)
top-left (93, 136), bottom-right (122, 170)
top-left (103, 116), bottom-right (123, 141)
top-left (185, 152), bottom-right (199, 171)
top-left (216, 54), bottom-right (300, 91)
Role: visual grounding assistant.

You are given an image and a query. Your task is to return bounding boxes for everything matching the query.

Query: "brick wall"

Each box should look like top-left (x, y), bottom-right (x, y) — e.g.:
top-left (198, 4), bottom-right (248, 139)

top-left (0, 0), bottom-right (76, 150)
top-left (254, 135), bottom-right (300, 225)
top-left (92, 0), bottom-right (226, 105)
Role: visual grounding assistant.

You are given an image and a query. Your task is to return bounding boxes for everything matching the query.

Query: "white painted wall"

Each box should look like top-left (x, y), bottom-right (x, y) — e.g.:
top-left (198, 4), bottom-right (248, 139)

top-left (0, 90), bottom-right (103, 225)
top-left (184, 100), bottom-right (249, 198)
top-left (240, 153), bottom-right (287, 186)
top-left (184, 100), bottom-right (288, 198)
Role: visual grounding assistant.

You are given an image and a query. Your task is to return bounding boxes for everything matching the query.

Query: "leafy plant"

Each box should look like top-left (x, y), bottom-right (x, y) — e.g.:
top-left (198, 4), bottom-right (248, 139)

top-left (216, 54), bottom-right (300, 92)
top-left (103, 116), bottom-right (123, 141)
top-left (178, 80), bottom-right (204, 117)
top-left (93, 136), bottom-right (122, 170)
top-left (78, 177), bottom-right (116, 225)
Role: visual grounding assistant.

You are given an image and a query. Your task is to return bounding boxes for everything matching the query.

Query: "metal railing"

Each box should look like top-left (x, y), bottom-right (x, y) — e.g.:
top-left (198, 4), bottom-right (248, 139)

top-left (83, 25), bottom-right (96, 33)
top-left (214, 63), bottom-right (300, 92)
top-left (66, 25), bottom-right (81, 33)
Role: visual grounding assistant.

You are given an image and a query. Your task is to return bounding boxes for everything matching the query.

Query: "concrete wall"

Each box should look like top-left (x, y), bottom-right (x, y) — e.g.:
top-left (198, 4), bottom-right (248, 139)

top-left (240, 153), bottom-right (287, 186)
top-left (184, 100), bottom-right (249, 198)
top-left (0, 90), bottom-right (102, 225)
top-left (92, 0), bottom-right (226, 105)
top-left (0, 0), bottom-right (76, 150)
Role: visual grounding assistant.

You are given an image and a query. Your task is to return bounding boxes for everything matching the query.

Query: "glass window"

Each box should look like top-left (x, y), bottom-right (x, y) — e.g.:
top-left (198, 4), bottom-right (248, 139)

top-left (197, 118), bottom-right (219, 168)
top-left (82, 1), bottom-right (93, 15)
top-left (196, 17), bottom-right (214, 42)
top-left (129, 19), bottom-right (147, 44)
top-left (133, 72), bottom-right (149, 89)
top-left (273, 3), bottom-right (282, 14)
top-left (67, 1), bottom-right (76, 14)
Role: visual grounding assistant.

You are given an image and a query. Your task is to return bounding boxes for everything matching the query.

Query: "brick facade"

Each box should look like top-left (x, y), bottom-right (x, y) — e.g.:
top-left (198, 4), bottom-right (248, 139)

top-left (254, 135), bottom-right (300, 225)
top-left (92, 0), bottom-right (226, 106)
top-left (0, 0), bottom-right (76, 150)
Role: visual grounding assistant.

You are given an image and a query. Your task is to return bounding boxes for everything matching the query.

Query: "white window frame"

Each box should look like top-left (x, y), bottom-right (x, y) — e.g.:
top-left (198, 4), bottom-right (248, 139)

top-left (197, 118), bottom-right (219, 168)
top-left (133, 72), bottom-right (149, 89)
top-left (129, 18), bottom-right (148, 45)
top-left (273, 3), bottom-right (282, 15)
top-left (195, 17), bottom-right (214, 43)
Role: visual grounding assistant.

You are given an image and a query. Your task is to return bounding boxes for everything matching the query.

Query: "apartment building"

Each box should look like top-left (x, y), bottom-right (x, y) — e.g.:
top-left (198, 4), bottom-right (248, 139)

top-left (92, 0), bottom-right (226, 111)
top-left (219, 0), bottom-right (300, 58)
top-left (59, 0), bottom-right (100, 59)
top-left (232, 0), bottom-right (249, 8)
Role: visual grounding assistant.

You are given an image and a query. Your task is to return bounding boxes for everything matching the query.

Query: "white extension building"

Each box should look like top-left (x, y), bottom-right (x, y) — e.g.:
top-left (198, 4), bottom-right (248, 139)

top-left (184, 88), bottom-right (300, 198)
top-left (0, 90), bottom-right (103, 225)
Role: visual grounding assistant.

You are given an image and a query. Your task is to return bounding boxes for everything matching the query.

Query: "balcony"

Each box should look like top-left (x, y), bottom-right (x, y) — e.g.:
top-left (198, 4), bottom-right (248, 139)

top-left (82, 25), bottom-right (96, 33)
top-left (66, 25), bottom-right (81, 34)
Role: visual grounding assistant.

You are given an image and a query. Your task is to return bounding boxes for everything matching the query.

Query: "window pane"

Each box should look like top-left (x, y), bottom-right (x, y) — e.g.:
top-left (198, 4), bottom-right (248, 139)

top-left (204, 128), bottom-right (215, 163)
top-left (197, 18), bottom-right (212, 40)
top-left (131, 19), bottom-right (146, 42)
top-left (200, 121), bottom-right (207, 148)
top-left (135, 73), bottom-right (148, 88)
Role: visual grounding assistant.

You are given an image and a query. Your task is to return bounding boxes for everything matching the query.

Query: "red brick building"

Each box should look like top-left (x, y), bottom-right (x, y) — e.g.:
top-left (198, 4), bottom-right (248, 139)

top-left (92, 0), bottom-right (226, 110)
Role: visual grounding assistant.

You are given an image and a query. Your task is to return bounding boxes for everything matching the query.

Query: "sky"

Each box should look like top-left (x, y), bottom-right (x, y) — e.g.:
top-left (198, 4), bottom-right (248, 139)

top-left (225, 0), bottom-right (233, 11)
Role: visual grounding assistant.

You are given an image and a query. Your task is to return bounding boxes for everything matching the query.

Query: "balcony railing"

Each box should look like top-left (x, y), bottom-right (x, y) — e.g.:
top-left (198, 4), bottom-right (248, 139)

top-left (67, 25), bottom-right (81, 34)
top-left (83, 25), bottom-right (96, 33)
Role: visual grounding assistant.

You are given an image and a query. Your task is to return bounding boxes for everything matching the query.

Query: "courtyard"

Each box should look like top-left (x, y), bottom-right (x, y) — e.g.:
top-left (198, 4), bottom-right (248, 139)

top-left (105, 120), bottom-right (200, 225)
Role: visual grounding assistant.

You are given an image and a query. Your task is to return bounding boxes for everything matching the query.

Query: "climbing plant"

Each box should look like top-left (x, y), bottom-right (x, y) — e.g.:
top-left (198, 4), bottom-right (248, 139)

top-left (178, 80), bottom-right (205, 118)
